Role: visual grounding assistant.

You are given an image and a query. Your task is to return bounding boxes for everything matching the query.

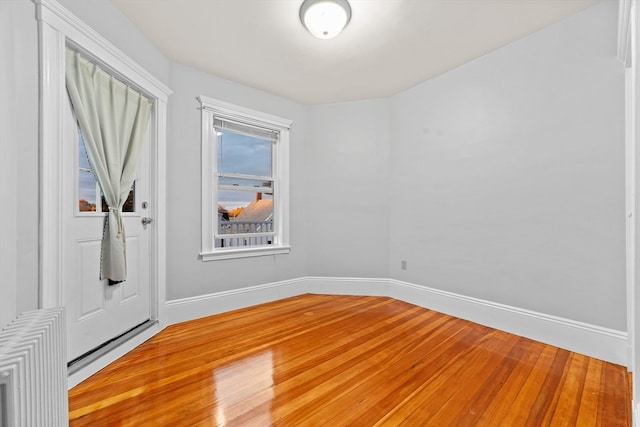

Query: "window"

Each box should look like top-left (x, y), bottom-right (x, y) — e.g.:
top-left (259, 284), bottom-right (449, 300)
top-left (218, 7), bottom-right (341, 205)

top-left (199, 96), bottom-right (292, 260)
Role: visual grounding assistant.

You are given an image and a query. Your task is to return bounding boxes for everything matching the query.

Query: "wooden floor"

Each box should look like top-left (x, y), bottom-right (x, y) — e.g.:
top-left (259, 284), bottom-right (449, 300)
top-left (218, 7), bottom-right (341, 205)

top-left (68, 294), bottom-right (631, 426)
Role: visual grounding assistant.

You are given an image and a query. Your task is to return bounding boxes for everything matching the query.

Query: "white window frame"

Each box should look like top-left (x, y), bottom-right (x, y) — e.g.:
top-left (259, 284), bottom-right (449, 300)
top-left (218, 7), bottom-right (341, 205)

top-left (199, 96), bottom-right (292, 261)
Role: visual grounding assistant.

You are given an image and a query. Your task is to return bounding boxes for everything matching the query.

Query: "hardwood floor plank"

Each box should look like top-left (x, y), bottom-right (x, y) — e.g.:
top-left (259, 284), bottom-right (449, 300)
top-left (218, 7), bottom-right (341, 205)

top-left (548, 352), bottom-right (589, 427)
top-left (574, 357), bottom-right (604, 427)
top-left (474, 338), bottom-right (545, 425)
top-left (600, 359), bottom-right (632, 426)
top-left (524, 348), bottom-right (571, 426)
top-left (283, 317), bottom-right (474, 425)
top-left (440, 335), bottom-right (534, 426)
top-left (492, 345), bottom-right (561, 426)
top-left (395, 330), bottom-right (519, 426)
top-left (68, 294), bottom-right (632, 426)
top-left (370, 325), bottom-right (492, 425)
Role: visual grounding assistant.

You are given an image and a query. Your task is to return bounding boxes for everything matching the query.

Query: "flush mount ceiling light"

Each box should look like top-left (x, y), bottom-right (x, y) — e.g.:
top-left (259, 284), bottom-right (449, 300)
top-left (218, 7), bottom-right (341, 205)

top-left (300, 0), bottom-right (352, 40)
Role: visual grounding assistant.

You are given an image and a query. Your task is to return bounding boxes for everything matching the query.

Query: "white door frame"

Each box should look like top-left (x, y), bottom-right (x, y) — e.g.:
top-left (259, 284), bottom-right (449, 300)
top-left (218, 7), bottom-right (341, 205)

top-left (34, 0), bottom-right (171, 387)
top-left (619, 0), bottom-right (638, 424)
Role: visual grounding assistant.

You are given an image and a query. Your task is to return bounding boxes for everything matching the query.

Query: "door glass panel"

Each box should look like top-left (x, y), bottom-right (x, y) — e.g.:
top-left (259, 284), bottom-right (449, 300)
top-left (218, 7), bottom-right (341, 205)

top-left (122, 184), bottom-right (135, 212)
top-left (78, 131), bottom-right (98, 213)
top-left (79, 133), bottom-right (91, 169)
top-left (78, 128), bottom-right (135, 213)
top-left (101, 183), bottom-right (135, 213)
top-left (78, 169), bottom-right (98, 212)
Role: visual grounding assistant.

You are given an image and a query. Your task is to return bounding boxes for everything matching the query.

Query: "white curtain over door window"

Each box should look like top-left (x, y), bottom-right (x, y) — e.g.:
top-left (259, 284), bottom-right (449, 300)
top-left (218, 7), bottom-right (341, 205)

top-left (65, 48), bottom-right (152, 284)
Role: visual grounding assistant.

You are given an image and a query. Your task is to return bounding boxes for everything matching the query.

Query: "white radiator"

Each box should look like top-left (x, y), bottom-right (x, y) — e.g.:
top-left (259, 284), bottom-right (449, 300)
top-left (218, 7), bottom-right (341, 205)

top-left (0, 308), bottom-right (68, 427)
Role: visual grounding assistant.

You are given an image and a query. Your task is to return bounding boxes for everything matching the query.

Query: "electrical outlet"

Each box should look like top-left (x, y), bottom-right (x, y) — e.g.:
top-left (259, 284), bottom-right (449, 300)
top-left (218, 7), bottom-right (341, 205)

top-left (401, 260), bottom-right (407, 270)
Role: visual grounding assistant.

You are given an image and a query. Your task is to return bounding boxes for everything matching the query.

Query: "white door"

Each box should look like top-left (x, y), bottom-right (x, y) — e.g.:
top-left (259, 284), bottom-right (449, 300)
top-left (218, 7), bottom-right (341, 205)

top-left (62, 93), bottom-right (152, 362)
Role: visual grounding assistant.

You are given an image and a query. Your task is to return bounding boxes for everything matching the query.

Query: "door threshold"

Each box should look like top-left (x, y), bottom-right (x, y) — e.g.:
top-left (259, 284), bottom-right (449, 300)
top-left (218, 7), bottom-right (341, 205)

top-left (68, 319), bottom-right (156, 374)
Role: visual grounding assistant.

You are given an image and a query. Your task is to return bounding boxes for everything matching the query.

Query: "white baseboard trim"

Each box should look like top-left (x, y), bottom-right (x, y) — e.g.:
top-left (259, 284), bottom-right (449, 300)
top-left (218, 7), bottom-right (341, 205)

top-left (166, 277), bottom-right (305, 324)
top-left (386, 279), bottom-right (627, 367)
top-left (67, 322), bottom-right (161, 389)
top-left (302, 276), bottom-right (391, 296)
top-left (165, 276), bottom-right (628, 367)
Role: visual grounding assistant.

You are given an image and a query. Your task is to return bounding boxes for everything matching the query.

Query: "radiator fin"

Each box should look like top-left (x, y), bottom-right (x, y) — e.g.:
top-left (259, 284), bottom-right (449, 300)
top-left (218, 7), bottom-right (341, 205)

top-left (0, 308), bottom-right (68, 427)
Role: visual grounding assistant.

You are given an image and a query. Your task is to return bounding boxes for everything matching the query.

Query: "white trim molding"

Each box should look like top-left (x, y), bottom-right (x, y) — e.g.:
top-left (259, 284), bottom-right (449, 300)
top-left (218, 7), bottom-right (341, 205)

top-left (34, 0), bottom-right (171, 98)
top-left (619, 0), bottom-right (633, 66)
top-left (67, 322), bottom-right (161, 388)
top-left (166, 276), bottom-right (628, 367)
top-left (627, 63), bottom-right (637, 373)
top-left (167, 278), bottom-right (305, 324)
top-left (632, 1), bottom-right (640, 424)
top-left (388, 279), bottom-right (627, 367)
top-left (37, 15), bottom-right (65, 308)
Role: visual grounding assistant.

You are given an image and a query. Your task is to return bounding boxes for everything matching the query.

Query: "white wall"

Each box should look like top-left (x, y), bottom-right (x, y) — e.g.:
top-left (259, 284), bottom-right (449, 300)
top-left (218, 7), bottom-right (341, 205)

top-left (166, 62), bottom-right (309, 300)
top-left (0, 0), bottom-right (39, 329)
top-left (306, 100), bottom-right (391, 278)
top-left (389, 1), bottom-right (626, 330)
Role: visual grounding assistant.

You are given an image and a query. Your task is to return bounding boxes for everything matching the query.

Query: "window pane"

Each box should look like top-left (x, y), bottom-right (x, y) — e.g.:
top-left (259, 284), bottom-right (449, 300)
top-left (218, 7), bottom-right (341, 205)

top-left (217, 130), bottom-right (272, 177)
top-left (79, 170), bottom-right (97, 212)
top-left (218, 190), bottom-right (273, 235)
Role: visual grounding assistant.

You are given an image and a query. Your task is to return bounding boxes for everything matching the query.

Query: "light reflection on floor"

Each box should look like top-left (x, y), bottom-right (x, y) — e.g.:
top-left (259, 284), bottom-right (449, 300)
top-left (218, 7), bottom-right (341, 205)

top-left (213, 350), bottom-right (274, 425)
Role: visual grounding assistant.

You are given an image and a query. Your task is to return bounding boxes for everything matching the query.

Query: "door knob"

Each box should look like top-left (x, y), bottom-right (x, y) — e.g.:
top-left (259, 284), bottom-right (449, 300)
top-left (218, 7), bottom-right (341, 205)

top-left (141, 217), bottom-right (153, 225)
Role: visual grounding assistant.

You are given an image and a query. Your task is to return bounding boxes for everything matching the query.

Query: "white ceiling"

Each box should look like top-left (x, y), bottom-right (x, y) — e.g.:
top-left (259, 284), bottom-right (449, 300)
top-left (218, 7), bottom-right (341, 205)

top-left (110, 0), bottom-right (603, 105)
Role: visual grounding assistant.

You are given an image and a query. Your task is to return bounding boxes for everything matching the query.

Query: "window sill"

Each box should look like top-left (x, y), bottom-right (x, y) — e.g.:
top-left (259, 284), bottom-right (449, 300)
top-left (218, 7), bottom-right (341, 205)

top-left (200, 245), bottom-right (291, 261)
